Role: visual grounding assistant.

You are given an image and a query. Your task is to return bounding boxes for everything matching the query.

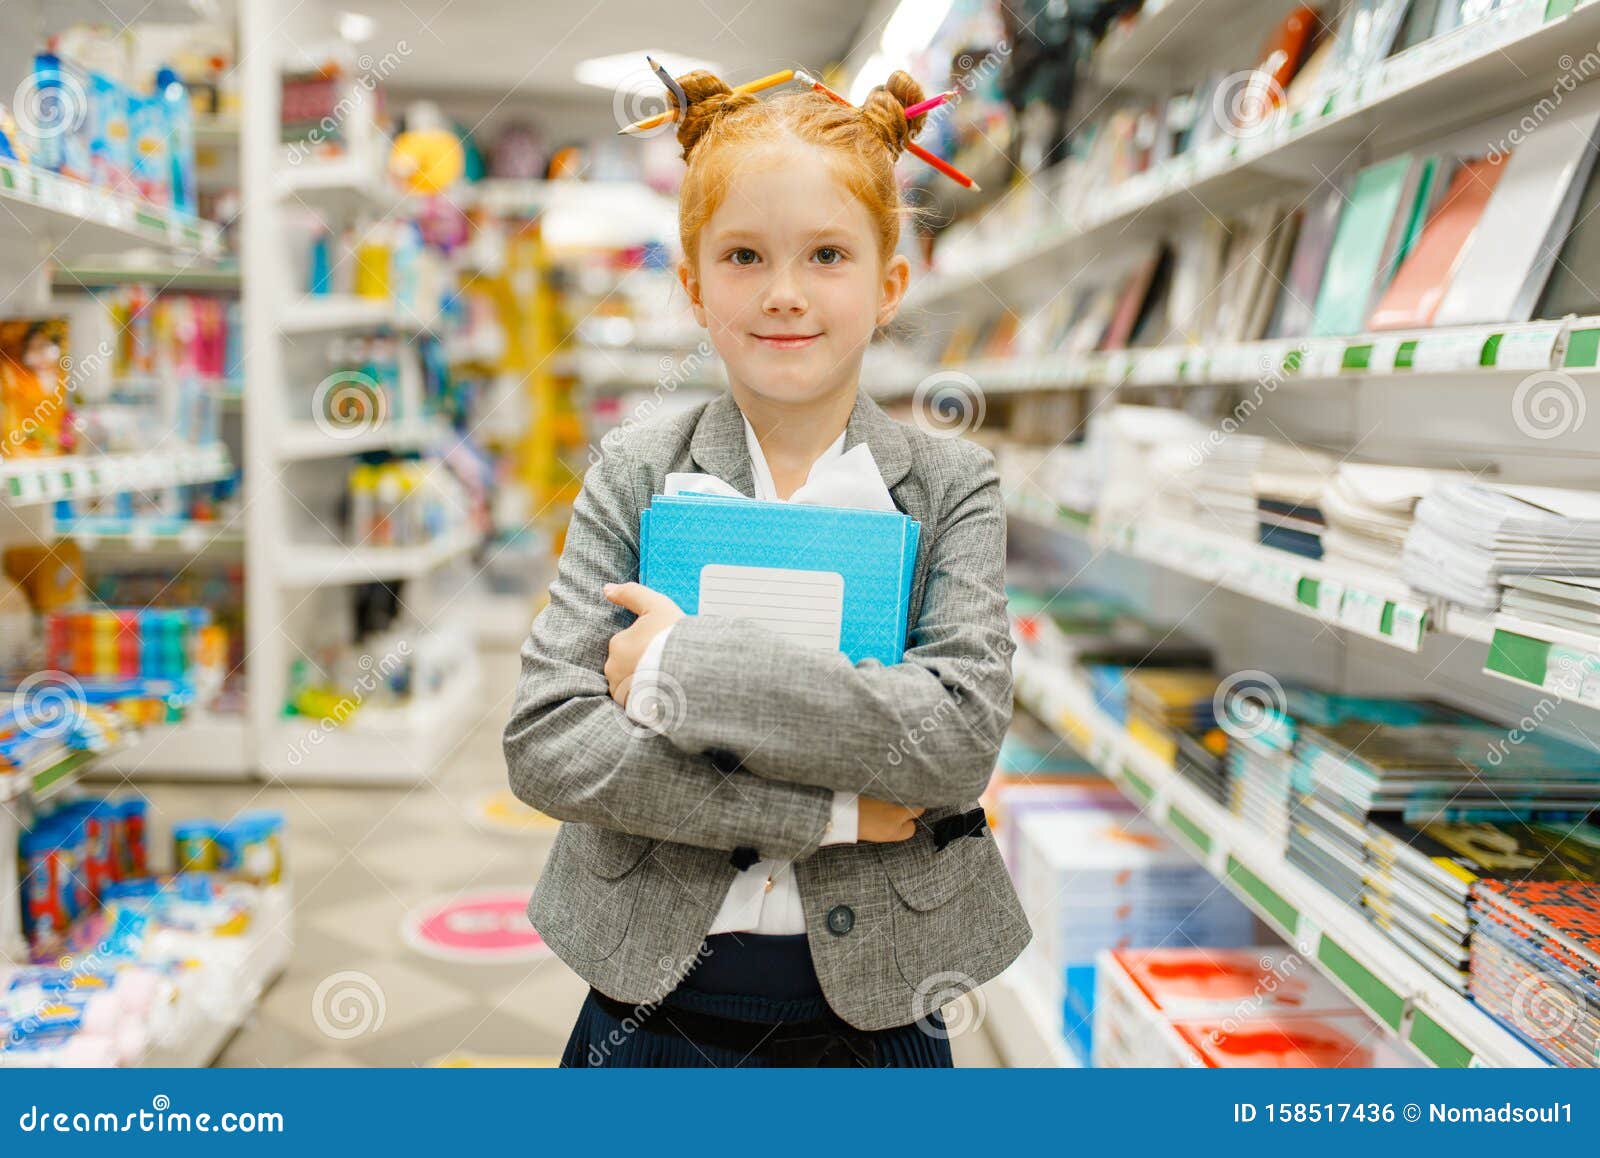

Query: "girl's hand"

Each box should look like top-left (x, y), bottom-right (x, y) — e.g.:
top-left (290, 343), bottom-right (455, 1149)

top-left (857, 796), bottom-right (926, 842)
top-left (602, 582), bottom-right (686, 706)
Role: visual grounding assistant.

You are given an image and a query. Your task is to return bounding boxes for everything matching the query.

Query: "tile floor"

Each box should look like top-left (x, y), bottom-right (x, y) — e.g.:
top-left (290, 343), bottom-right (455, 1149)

top-left (121, 645), bottom-right (1002, 1068)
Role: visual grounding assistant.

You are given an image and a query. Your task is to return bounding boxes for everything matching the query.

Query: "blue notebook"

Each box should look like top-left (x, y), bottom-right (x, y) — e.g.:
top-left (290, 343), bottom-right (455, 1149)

top-left (639, 493), bottom-right (921, 665)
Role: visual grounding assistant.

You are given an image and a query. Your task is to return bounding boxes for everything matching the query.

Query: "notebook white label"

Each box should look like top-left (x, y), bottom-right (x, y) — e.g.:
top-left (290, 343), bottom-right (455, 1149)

top-left (698, 564), bottom-right (844, 652)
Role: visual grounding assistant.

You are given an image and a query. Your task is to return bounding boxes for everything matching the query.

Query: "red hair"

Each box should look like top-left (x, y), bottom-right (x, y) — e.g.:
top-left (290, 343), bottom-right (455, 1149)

top-left (671, 69), bottom-right (927, 267)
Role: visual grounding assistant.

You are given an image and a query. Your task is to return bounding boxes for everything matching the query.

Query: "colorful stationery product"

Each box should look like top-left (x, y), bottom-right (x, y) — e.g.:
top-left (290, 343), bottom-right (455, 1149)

top-left (1433, 108), bottom-right (1600, 326)
top-left (43, 607), bottom-right (217, 682)
top-left (639, 494), bottom-right (920, 666)
top-left (1368, 157), bottom-right (1505, 329)
top-left (1310, 153), bottom-right (1436, 336)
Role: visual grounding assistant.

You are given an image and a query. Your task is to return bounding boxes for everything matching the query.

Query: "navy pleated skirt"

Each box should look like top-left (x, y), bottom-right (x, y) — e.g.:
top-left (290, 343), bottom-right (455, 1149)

top-left (560, 933), bottom-right (954, 1068)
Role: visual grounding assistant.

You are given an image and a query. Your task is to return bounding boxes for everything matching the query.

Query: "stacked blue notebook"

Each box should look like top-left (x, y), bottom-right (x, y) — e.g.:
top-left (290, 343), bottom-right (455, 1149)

top-left (639, 493), bottom-right (921, 665)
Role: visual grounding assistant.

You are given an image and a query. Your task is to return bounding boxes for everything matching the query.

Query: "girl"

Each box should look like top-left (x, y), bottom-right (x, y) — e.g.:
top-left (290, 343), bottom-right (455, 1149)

top-left (504, 67), bottom-right (1030, 1068)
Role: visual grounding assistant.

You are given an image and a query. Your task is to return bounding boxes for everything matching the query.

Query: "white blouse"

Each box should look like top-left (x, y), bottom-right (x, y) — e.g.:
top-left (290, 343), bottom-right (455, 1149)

top-left (624, 415), bottom-right (859, 934)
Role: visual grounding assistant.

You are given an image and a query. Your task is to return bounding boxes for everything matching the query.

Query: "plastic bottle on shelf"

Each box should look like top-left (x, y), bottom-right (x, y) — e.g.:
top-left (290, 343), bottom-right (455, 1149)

top-left (156, 67), bottom-right (196, 215)
top-left (353, 217), bottom-right (393, 302)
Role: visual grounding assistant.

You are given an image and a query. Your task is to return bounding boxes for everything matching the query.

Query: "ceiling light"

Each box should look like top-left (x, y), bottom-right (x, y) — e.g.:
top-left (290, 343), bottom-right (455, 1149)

top-left (575, 51), bottom-right (722, 95)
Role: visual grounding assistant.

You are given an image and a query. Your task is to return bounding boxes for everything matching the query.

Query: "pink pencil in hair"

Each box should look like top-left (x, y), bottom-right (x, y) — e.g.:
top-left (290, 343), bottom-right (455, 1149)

top-left (792, 70), bottom-right (981, 191)
top-left (903, 91), bottom-right (957, 119)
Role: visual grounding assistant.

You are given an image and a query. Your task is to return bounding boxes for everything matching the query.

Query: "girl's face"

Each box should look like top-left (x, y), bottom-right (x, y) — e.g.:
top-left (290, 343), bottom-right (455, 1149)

top-left (680, 143), bottom-right (910, 408)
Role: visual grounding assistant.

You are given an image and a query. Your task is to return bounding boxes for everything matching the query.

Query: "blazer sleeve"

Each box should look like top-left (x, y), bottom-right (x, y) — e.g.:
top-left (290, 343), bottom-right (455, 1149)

top-left (502, 444), bottom-right (836, 861)
top-left (649, 440), bottom-right (1016, 810)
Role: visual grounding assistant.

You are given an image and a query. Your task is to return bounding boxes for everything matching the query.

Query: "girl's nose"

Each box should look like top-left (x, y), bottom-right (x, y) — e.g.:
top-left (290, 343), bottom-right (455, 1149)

top-left (761, 266), bottom-right (807, 314)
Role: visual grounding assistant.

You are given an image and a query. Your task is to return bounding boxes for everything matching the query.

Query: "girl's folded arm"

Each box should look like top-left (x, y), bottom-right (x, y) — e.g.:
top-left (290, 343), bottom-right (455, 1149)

top-left (502, 447), bottom-right (836, 862)
top-left (650, 451), bottom-right (1016, 810)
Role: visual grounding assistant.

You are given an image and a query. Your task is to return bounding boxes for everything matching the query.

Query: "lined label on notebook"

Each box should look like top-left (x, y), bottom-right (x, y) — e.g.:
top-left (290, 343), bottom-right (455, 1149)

top-left (698, 564), bottom-right (844, 652)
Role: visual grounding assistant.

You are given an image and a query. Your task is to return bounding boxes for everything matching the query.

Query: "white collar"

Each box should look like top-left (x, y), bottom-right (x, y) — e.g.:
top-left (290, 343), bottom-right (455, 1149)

top-left (742, 415), bottom-right (847, 503)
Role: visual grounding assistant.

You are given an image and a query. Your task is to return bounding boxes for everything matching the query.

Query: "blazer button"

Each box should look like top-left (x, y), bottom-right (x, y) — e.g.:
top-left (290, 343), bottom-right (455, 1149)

top-left (826, 904), bottom-right (854, 936)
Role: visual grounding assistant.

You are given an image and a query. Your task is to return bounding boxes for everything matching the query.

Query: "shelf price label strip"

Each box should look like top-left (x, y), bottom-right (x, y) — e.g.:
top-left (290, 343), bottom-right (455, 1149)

top-left (1014, 660), bottom-right (1511, 1066)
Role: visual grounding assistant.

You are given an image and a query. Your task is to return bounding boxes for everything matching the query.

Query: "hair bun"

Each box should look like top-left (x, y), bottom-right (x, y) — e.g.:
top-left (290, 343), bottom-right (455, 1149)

top-left (674, 70), bottom-right (758, 162)
top-left (860, 70), bottom-right (927, 160)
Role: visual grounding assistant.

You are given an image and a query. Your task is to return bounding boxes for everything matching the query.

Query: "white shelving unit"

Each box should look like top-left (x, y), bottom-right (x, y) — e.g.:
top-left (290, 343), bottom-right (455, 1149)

top-left (1009, 648), bottom-right (1549, 1069)
top-left (240, 8), bottom-right (482, 784)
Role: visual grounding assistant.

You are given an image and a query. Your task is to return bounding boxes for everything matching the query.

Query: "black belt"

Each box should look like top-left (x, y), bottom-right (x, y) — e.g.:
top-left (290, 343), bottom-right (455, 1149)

top-left (588, 987), bottom-right (881, 1067)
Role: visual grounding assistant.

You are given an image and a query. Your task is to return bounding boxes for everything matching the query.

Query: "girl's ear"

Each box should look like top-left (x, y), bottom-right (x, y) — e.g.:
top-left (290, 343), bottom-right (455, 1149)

top-left (678, 260), bottom-right (707, 328)
top-left (875, 253), bottom-right (911, 329)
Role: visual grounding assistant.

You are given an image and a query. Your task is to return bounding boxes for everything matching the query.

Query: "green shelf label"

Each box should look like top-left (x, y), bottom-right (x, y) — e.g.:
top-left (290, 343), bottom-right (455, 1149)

top-left (1342, 344), bottom-right (1372, 371)
top-left (1564, 328), bottom-right (1600, 368)
top-left (1122, 766), bottom-right (1154, 805)
top-left (1297, 578), bottom-right (1320, 609)
top-left (1225, 856), bottom-right (1298, 932)
top-left (1393, 341), bottom-right (1418, 370)
top-left (1319, 937), bottom-right (1404, 1030)
top-left (1167, 806), bottom-right (1212, 855)
top-left (1480, 333), bottom-right (1502, 366)
top-left (1485, 629), bottom-right (1549, 686)
top-left (1408, 1009), bottom-right (1475, 1068)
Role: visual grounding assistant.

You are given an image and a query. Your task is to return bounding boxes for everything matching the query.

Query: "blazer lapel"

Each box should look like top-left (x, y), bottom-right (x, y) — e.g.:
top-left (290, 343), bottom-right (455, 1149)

top-left (688, 390), bottom-right (913, 499)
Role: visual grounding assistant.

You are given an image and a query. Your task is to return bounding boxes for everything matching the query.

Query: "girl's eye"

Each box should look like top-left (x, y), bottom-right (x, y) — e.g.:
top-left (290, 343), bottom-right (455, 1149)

top-left (729, 248), bottom-right (759, 266)
top-left (814, 246), bottom-right (843, 265)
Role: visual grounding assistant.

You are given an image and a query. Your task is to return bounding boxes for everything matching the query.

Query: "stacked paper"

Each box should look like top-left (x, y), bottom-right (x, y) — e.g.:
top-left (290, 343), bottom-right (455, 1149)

top-left (1095, 947), bottom-right (1417, 1068)
top-left (1012, 810), bottom-right (1256, 1059)
top-left (1320, 462), bottom-right (1471, 578)
top-left (1254, 449), bottom-right (1334, 561)
top-left (1402, 483), bottom-right (1600, 610)
top-left (1471, 879), bottom-right (1600, 1068)
top-left (1192, 437), bottom-right (1327, 540)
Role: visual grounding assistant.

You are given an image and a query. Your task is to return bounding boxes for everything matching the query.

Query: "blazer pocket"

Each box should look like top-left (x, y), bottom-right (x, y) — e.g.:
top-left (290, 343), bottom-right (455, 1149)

top-left (586, 826), bottom-right (658, 878)
top-left (877, 818), bottom-right (988, 911)
top-left (557, 825), bottom-right (656, 961)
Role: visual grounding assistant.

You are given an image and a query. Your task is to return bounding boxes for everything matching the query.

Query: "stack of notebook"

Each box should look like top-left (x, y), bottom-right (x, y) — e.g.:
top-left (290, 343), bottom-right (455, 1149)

top-left (1366, 818), bottom-right (1600, 995)
top-left (1190, 436), bottom-right (1321, 539)
top-left (1320, 462), bottom-right (1471, 579)
top-left (1471, 878), bottom-right (1600, 1067)
top-left (1255, 449), bottom-right (1335, 560)
top-left (1499, 575), bottom-right (1600, 633)
top-left (1402, 484), bottom-right (1600, 611)
top-left (639, 493), bottom-right (920, 665)
top-left (1123, 669), bottom-right (1228, 804)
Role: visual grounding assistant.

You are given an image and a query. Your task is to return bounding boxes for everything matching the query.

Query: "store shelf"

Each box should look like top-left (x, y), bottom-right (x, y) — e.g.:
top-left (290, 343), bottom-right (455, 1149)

top-left (1010, 647), bottom-right (1550, 1068)
top-left (871, 316), bottom-right (1579, 399)
top-left (138, 883), bottom-right (292, 1067)
top-left (911, 0), bottom-right (1597, 312)
top-left (0, 443), bottom-right (234, 507)
top-left (275, 153), bottom-right (399, 214)
top-left (90, 716), bottom-right (252, 780)
top-left (193, 114), bottom-right (241, 148)
top-left (1092, 0), bottom-right (1303, 91)
top-left (261, 660), bottom-right (483, 782)
top-left (276, 524), bottom-right (478, 588)
top-left (53, 264), bottom-right (242, 293)
top-left (279, 295), bottom-right (439, 336)
top-left (276, 415), bottom-right (454, 461)
top-left (0, 157), bottom-right (221, 258)
top-left (0, 746), bottom-right (96, 804)
top-left (57, 518), bottom-right (244, 557)
top-left (1012, 501), bottom-right (1600, 712)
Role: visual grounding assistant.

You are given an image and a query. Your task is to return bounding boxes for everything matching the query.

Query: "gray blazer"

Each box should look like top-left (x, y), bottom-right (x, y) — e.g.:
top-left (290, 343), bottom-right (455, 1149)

top-left (503, 389), bottom-right (1031, 1032)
